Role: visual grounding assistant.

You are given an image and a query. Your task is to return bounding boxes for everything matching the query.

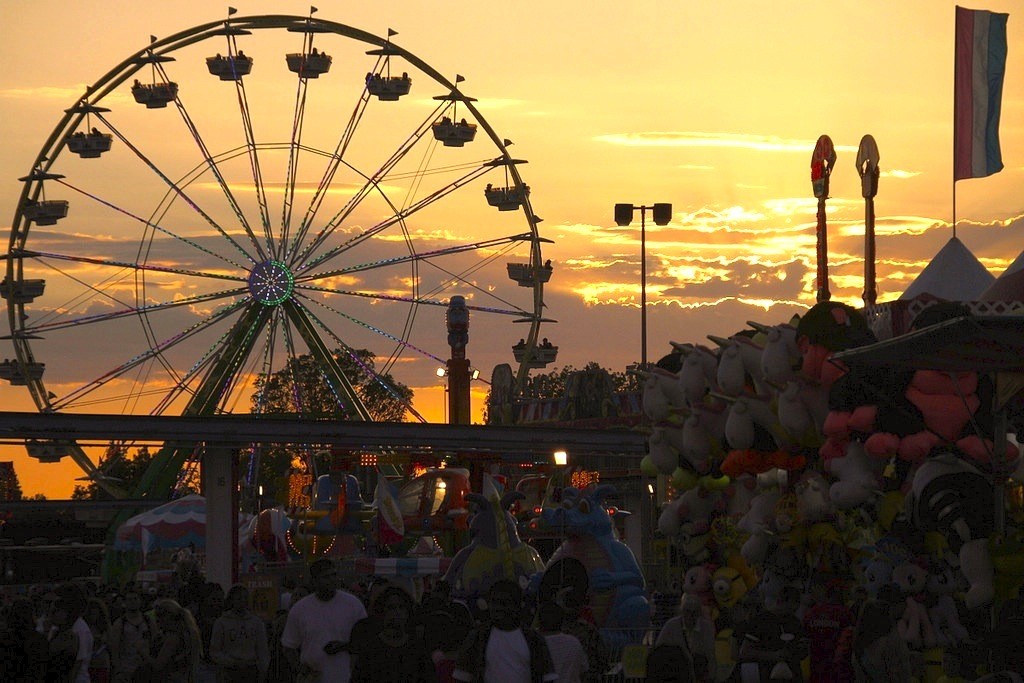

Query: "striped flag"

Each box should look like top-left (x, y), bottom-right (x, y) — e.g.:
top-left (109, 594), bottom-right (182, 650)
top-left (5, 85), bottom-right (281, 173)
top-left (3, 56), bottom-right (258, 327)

top-left (954, 6), bottom-right (1009, 180)
top-left (374, 474), bottom-right (405, 545)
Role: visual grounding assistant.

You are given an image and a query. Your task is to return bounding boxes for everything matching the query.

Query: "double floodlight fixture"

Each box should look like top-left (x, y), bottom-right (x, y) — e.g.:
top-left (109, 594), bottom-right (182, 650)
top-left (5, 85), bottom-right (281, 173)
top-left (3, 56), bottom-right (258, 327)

top-left (614, 202), bottom-right (672, 227)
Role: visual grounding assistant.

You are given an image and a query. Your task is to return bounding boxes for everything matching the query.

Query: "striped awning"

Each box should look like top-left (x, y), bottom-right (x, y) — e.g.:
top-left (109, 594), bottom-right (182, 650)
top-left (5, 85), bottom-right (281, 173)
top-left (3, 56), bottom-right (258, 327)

top-left (349, 557), bottom-right (451, 577)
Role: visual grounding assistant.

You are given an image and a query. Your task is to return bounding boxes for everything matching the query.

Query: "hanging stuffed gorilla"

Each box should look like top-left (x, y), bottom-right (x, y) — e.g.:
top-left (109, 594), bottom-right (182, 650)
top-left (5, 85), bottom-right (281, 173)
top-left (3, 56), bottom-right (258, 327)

top-left (859, 303), bottom-right (1018, 464)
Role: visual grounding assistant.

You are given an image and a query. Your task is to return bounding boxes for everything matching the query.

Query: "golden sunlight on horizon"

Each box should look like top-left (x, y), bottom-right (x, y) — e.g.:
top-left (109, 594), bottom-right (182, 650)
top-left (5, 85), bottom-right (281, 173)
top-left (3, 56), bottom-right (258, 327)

top-left (1, 0), bottom-right (1022, 497)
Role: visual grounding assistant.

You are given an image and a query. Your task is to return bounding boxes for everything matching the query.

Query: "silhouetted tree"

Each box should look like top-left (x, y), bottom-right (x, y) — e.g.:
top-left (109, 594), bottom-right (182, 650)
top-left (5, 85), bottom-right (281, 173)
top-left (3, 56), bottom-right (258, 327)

top-left (0, 462), bottom-right (23, 501)
top-left (71, 444), bottom-right (157, 500)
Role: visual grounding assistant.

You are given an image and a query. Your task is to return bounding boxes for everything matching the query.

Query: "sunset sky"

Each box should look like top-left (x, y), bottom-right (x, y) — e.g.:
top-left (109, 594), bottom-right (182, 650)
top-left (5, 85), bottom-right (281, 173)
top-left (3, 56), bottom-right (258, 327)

top-left (1, 0), bottom-right (1022, 498)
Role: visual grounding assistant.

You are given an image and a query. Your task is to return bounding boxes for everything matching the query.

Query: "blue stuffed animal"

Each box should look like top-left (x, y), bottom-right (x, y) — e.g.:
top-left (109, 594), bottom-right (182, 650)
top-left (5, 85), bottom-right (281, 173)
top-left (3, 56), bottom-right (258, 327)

top-left (541, 484), bottom-right (649, 644)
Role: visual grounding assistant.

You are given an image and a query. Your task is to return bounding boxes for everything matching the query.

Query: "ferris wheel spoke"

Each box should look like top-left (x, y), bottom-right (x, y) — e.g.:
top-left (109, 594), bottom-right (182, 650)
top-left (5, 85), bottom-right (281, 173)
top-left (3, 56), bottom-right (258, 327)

top-left (293, 293), bottom-right (427, 422)
top-left (281, 299), bottom-right (371, 420)
top-left (20, 287), bottom-right (247, 337)
top-left (53, 178), bottom-right (251, 272)
top-left (154, 62), bottom-right (269, 262)
top-left (418, 244), bottom-right (529, 313)
top-left (22, 256), bottom-right (140, 328)
top-left (94, 114), bottom-right (262, 264)
top-left (287, 96), bottom-right (446, 266)
top-left (225, 41), bottom-right (276, 257)
top-left (49, 298), bottom-right (250, 412)
top-left (279, 29), bottom-right (329, 260)
top-left (292, 282), bottom-right (531, 318)
top-left (249, 308), bottom-right (281, 415)
top-left (13, 248), bottom-right (248, 284)
top-left (295, 162), bottom-right (494, 275)
top-left (295, 232), bottom-right (531, 283)
top-left (284, 71), bottom-right (374, 264)
top-left (295, 290), bottom-right (444, 366)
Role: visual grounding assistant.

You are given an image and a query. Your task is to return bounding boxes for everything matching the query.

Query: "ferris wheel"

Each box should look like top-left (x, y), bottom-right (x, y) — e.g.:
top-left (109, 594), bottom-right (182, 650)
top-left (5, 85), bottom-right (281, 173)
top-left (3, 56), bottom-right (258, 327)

top-left (2, 12), bottom-right (554, 497)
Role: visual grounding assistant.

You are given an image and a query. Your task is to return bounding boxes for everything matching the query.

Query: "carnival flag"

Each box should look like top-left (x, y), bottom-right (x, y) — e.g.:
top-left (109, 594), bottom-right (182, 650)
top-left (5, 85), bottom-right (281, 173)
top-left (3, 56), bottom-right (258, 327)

top-left (374, 474), bottom-right (405, 545)
top-left (954, 6), bottom-right (1009, 180)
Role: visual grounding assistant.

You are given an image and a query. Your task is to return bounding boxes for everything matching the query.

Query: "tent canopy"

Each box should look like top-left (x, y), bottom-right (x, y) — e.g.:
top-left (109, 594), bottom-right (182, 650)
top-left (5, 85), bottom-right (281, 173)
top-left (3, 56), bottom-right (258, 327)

top-left (832, 316), bottom-right (1024, 373)
top-left (114, 494), bottom-right (249, 553)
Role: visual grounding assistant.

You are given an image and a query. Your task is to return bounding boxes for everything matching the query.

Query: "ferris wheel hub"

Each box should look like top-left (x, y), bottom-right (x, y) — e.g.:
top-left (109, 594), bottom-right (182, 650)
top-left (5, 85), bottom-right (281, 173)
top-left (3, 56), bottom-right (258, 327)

top-left (248, 260), bottom-right (295, 305)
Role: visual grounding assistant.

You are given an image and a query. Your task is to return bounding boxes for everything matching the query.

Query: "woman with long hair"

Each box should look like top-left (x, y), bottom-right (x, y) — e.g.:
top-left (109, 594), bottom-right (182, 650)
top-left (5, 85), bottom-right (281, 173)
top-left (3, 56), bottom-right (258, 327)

top-left (851, 600), bottom-right (913, 682)
top-left (144, 599), bottom-right (203, 683)
top-left (83, 598), bottom-right (112, 683)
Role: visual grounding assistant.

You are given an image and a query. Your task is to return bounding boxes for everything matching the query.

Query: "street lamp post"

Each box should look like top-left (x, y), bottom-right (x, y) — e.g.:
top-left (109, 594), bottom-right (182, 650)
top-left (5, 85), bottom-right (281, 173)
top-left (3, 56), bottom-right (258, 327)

top-left (614, 203), bottom-right (672, 369)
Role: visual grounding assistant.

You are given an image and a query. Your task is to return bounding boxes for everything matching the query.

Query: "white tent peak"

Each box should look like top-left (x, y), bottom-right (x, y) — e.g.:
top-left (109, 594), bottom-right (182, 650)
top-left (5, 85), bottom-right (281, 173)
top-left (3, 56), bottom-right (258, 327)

top-left (899, 236), bottom-right (994, 302)
top-left (997, 249), bottom-right (1024, 279)
top-left (979, 247), bottom-right (1024, 301)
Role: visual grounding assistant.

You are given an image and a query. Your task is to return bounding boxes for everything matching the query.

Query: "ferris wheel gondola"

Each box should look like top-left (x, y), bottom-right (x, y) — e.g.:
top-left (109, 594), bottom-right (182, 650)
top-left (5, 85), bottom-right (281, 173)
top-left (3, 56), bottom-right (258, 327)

top-left (432, 78), bottom-right (478, 147)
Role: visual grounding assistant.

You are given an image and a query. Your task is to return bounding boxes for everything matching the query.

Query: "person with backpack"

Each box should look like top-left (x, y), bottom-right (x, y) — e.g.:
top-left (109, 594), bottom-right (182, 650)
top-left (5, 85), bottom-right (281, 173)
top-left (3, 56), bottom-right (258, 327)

top-left (108, 589), bottom-right (156, 683)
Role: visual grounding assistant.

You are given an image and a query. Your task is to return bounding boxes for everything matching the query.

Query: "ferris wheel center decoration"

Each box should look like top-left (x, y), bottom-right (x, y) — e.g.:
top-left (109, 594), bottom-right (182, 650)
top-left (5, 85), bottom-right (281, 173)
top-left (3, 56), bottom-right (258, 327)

top-left (248, 260), bottom-right (295, 306)
top-left (3, 12), bottom-right (556, 498)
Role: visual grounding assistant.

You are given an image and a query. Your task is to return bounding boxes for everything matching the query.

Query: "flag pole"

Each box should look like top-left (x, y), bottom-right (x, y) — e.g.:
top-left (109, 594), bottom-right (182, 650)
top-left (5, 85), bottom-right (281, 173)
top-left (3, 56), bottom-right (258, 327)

top-left (952, 5), bottom-right (958, 240)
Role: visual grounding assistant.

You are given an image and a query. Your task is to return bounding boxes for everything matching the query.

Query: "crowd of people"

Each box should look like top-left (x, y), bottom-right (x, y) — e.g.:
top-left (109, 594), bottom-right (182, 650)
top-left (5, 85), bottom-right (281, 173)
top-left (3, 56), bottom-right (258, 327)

top-left (647, 577), bottom-right (1024, 682)
top-left (2, 559), bottom-right (1022, 682)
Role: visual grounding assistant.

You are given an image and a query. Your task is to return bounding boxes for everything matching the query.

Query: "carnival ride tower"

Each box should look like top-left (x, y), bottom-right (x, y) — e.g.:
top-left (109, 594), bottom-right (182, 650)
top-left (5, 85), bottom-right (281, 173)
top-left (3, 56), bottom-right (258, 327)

top-left (445, 295), bottom-right (472, 424)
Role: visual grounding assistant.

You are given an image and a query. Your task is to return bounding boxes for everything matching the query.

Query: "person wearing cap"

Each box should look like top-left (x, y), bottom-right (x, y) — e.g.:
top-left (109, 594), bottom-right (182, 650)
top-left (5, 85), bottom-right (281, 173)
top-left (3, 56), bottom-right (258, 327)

top-left (281, 559), bottom-right (367, 683)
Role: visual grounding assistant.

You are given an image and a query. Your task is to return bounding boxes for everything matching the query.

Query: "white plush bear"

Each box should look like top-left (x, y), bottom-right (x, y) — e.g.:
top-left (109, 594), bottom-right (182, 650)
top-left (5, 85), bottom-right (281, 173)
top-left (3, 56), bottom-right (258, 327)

top-left (738, 489), bottom-right (782, 566)
top-left (825, 441), bottom-right (884, 509)
top-left (648, 425), bottom-right (682, 475)
top-left (751, 320), bottom-right (800, 387)
top-left (723, 394), bottom-right (782, 451)
top-left (680, 404), bottom-right (726, 474)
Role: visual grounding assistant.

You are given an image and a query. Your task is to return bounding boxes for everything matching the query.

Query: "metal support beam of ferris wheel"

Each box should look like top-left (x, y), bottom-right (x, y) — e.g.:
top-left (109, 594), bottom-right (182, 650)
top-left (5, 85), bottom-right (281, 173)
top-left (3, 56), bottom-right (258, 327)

top-left (282, 300), bottom-right (371, 421)
top-left (131, 303), bottom-right (273, 502)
